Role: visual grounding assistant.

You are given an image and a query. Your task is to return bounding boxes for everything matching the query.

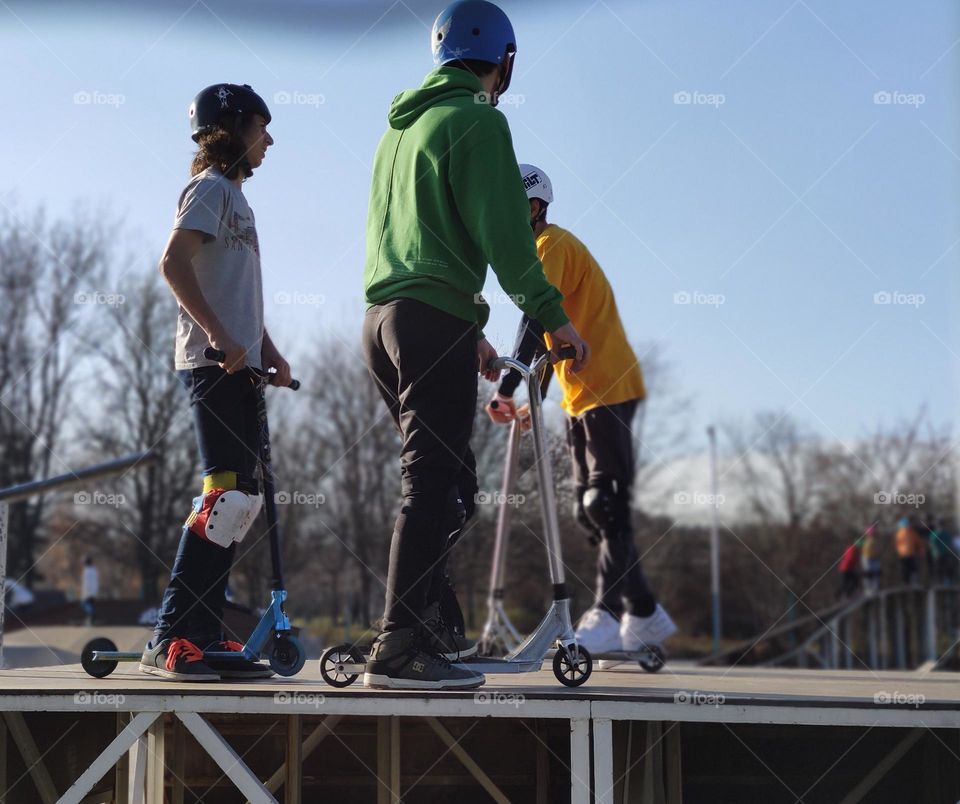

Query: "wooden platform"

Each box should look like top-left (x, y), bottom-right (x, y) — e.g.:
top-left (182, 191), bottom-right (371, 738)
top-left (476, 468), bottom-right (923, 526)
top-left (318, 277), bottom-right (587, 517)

top-left (0, 662), bottom-right (956, 802)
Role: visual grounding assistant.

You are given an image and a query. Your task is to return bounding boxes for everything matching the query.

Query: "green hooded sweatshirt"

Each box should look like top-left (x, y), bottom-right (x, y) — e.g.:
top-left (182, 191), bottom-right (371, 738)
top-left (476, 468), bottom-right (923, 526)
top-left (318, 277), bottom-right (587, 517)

top-left (364, 67), bottom-right (569, 335)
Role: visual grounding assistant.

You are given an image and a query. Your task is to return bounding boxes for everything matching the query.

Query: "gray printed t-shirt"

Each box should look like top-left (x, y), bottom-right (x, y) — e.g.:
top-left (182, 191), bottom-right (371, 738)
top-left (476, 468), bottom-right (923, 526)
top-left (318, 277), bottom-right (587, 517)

top-left (173, 167), bottom-right (264, 370)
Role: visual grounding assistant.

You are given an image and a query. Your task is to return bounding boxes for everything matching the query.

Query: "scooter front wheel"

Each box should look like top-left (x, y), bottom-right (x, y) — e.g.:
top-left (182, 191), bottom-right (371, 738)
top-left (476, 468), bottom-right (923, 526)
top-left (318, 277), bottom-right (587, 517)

top-left (319, 644), bottom-right (363, 688)
top-left (81, 637), bottom-right (119, 678)
top-left (269, 635), bottom-right (306, 677)
top-left (553, 644), bottom-right (592, 687)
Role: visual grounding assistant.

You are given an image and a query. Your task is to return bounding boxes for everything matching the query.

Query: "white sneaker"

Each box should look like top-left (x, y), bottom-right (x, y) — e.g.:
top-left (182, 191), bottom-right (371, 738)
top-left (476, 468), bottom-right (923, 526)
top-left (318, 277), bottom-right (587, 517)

top-left (573, 608), bottom-right (622, 654)
top-left (621, 605), bottom-right (677, 652)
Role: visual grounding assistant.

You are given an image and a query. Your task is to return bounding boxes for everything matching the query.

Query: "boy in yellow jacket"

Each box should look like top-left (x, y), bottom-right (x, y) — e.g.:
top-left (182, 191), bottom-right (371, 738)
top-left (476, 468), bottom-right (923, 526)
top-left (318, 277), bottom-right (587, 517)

top-left (487, 164), bottom-right (675, 658)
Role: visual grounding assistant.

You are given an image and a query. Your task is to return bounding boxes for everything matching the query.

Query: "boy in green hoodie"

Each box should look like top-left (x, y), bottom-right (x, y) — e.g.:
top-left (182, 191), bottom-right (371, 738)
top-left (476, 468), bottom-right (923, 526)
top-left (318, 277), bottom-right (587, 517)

top-left (362, 0), bottom-right (588, 690)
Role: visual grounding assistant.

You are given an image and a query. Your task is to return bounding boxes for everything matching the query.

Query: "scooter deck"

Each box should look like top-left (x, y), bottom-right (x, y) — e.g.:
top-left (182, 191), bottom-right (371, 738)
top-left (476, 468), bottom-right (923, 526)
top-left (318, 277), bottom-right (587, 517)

top-left (455, 658), bottom-right (543, 674)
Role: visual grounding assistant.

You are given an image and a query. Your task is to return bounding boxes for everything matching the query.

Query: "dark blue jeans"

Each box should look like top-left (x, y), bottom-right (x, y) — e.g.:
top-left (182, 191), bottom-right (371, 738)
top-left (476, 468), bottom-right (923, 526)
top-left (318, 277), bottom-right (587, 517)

top-left (153, 367), bottom-right (261, 646)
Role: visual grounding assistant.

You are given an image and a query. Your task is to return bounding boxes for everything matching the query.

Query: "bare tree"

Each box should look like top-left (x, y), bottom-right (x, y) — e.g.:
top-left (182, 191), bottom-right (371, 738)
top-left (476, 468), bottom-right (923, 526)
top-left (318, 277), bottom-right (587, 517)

top-left (77, 271), bottom-right (197, 600)
top-left (0, 209), bottom-right (107, 585)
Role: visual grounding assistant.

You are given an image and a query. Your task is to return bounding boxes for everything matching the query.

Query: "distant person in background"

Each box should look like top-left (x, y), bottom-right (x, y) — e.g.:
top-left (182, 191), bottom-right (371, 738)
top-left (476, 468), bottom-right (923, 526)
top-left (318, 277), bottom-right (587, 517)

top-left (915, 513), bottom-right (936, 582)
top-left (861, 526), bottom-right (881, 594)
top-left (895, 517), bottom-right (921, 585)
top-left (952, 522), bottom-right (960, 586)
top-left (837, 539), bottom-right (860, 598)
top-left (931, 517), bottom-right (955, 584)
top-left (81, 556), bottom-right (98, 626)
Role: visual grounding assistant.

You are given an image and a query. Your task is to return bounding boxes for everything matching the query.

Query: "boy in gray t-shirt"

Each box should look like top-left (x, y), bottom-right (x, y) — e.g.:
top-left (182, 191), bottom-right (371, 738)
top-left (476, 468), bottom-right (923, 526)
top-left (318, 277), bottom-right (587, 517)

top-left (173, 166), bottom-right (265, 370)
top-left (141, 83), bottom-right (293, 682)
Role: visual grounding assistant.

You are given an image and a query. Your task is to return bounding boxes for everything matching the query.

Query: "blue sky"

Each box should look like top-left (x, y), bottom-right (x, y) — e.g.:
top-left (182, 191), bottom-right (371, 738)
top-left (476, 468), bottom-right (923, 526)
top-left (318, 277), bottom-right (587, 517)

top-left (4, 0), bottom-right (958, 445)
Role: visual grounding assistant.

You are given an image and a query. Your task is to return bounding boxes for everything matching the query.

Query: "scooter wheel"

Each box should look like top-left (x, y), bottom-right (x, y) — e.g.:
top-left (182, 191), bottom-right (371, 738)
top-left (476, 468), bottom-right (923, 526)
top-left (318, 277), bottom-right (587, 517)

top-left (269, 635), bottom-right (306, 677)
top-left (81, 637), bottom-right (119, 678)
top-left (639, 645), bottom-right (666, 673)
top-left (319, 644), bottom-right (363, 688)
top-left (553, 644), bottom-right (592, 687)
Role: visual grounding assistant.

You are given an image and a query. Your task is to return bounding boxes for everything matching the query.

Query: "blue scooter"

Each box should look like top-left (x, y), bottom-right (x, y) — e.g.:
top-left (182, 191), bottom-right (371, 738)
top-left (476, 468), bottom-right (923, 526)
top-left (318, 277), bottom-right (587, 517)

top-left (81, 347), bottom-right (306, 679)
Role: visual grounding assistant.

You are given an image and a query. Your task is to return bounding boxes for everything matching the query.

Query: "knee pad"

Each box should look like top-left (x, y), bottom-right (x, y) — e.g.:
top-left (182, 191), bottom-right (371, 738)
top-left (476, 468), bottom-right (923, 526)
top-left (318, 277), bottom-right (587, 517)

top-left (573, 486), bottom-right (602, 545)
top-left (582, 484), bottom-right (627, 538)
top-left (186, 472), bottom-right (262, 548)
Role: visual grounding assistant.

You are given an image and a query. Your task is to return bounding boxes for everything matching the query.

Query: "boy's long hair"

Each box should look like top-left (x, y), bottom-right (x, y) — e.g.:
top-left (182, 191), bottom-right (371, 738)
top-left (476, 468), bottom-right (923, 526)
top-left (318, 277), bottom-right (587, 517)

top-left (191, 123), bottom-right (253, 181)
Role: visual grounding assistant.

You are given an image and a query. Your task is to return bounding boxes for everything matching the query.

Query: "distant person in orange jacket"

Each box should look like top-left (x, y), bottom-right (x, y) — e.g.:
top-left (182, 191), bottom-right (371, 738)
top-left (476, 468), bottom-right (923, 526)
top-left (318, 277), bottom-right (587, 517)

top-left (895, 517), bottom-right (921, 585)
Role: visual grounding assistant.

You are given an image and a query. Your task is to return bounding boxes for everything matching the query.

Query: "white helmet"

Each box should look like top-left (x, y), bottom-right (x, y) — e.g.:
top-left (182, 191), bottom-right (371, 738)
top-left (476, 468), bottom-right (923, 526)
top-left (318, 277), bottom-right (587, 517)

top-left (518, 163), bottom-right (553, 205)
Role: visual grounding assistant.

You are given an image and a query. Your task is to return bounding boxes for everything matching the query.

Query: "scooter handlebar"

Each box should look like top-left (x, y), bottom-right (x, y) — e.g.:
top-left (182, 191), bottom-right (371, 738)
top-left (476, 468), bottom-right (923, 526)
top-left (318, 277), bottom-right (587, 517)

top-left (203, 347), bottom-right (301, 391)
top-left (487, 345), bottom-right (579, 377)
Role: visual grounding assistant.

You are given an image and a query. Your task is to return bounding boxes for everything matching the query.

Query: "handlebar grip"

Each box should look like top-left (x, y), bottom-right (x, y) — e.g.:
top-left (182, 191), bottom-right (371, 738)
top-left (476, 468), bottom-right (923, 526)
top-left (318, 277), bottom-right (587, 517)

top-left (555, 345), bottom-right (578, 361)
top-left (203, 347), bottom-right (300, 390)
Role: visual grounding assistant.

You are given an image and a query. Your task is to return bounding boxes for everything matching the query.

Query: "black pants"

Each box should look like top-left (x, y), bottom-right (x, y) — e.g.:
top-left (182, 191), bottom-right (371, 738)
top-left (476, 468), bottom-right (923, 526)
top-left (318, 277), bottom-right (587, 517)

top-left (567, 400), bottom-right (655, 618)
top-left (362, 298), bottom-right (478, 632)
top-left (154, 368), bottom-right (260, 646)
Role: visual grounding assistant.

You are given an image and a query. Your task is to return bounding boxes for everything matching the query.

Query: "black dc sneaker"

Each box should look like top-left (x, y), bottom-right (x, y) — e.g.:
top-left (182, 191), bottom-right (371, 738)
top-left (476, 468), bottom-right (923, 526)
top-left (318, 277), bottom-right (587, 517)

top-left (363, 627), bottom-right (485, 690)
top-left (421, 601), bottom-right (477, 660)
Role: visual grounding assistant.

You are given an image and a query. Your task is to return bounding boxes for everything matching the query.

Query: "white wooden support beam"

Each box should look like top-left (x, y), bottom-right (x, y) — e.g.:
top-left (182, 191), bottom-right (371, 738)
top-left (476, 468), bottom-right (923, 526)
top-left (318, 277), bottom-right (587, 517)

top-left (146, 714), bottom-right (165, 803)
top-left (284, 714), bottom-right (301, 804)
top-left (130, 733), bottom-right (147, 804)
top-left (592, 717), bottom-right (614, 804)
top-left (260, 714), bottom-right (344, 799)
top-left (4, 711), bottom-right (59, 804)
top-left (839, 729), bottom-right (923, 804)
top-left (57, 711), bottom-right (159, 804)
top-left (170, 717), bottom-right (185, 804)
top-left (175, 711), bottom-right (276, 804)
top-left (569, 717), bottom-right (590, 804)
top-left (424, 716), bottom-right (510, 804)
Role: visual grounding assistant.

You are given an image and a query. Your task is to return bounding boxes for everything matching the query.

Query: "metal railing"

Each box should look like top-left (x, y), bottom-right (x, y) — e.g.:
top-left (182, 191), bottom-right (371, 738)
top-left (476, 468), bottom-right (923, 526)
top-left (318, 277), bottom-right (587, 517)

top-left (699, 585), bottom-right (960, 671)
top-left (0, 451), bottom-right (156, 667)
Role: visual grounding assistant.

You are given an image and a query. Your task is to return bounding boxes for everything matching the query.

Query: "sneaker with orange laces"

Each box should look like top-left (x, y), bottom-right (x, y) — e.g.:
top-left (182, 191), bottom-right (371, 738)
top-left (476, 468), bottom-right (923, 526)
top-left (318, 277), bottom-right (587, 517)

top-left (139, 637), bottom-right (220, 681)
top-left (203, 640), bottom-right (274, 679)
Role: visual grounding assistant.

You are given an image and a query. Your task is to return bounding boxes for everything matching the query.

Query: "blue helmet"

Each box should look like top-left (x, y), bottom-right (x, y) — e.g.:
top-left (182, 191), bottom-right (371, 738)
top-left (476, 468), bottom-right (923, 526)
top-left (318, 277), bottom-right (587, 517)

top-left (431, 1), bottom-right (516, 67)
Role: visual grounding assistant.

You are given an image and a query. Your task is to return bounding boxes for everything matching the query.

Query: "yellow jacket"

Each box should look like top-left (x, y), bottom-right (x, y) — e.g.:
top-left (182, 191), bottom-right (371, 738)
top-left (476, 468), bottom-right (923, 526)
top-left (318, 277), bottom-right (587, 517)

top-left (538, 225), bottom-right (645, 417)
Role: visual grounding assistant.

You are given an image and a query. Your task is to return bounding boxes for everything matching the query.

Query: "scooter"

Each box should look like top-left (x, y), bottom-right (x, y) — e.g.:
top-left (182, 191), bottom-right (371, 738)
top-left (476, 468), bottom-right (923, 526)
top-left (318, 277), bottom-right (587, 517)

top-left (319, 348), bottom-right (593, 688)
top-left (478, 411), bottom-right (668, 674)
top-left (81, 347), bottom-right (306, 679)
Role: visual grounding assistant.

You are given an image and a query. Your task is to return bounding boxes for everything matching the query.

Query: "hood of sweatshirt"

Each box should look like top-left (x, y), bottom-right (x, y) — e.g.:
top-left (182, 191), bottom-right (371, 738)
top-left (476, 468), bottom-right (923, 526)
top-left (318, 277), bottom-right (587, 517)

top-left (387, 67), bottom-right (484, 129)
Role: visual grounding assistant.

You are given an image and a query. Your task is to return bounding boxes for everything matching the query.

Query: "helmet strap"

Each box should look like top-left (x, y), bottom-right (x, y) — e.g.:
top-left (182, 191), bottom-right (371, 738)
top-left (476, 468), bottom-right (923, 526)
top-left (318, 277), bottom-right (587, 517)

top-left (530, 200), bottom-right (548, 230)
top-left (491, 47), bottom-right (516, 107)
